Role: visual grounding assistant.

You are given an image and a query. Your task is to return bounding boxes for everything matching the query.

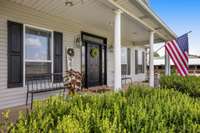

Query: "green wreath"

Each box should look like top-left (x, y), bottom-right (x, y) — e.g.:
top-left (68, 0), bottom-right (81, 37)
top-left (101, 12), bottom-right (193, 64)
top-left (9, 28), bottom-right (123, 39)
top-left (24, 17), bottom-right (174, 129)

top-left (90, 48), bottom-right (99, 58)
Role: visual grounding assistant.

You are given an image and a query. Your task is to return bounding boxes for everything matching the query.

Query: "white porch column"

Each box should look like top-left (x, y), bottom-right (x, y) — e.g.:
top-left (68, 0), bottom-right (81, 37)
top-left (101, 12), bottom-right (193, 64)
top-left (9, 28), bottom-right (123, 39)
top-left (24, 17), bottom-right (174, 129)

top-left (165, 51), bottom-right (171, 75)
top-left (149, 31), bottom-right (155, 87)
top-left (114, 9), bottom-right (122, 90)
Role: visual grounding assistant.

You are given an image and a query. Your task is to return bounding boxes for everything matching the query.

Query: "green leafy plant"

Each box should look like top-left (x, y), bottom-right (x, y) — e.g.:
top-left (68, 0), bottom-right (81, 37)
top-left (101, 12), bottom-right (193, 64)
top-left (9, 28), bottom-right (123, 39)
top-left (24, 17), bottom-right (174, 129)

top-left (160, 74), bottom-right (200, 97)
top-left (7, 86), bottom-right (200, 132)
top-left (0, 110), bottom-right (15, 132)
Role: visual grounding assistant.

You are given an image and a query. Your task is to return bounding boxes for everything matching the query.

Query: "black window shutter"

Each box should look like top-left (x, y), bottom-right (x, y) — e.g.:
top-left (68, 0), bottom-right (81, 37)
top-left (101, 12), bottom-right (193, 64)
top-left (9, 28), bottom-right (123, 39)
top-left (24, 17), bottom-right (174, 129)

top-left (127, 48), bottom-right (131, 75)
top-left (7, 21), bottom-right (23, 88)
top-left (53, 31), bottom-right (63, 82)
top-left (142, 51), bottom-right (145, 73)
top-left (135, 50), bottom-right (138, 74)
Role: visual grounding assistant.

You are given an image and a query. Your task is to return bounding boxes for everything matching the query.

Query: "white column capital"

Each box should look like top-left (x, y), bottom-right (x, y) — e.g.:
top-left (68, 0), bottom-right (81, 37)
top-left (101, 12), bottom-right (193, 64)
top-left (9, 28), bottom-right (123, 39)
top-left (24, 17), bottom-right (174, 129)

top-left (114, 9), bottom-right (123, 15)
top-left (150, 30), bottom-right (155, 34)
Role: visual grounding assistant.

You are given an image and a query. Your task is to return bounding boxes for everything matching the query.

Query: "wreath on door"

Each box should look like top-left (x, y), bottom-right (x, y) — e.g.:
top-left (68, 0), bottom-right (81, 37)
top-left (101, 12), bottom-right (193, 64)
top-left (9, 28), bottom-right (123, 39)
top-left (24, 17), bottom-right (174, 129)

top-left (90, 48), bottom-right (99, 58)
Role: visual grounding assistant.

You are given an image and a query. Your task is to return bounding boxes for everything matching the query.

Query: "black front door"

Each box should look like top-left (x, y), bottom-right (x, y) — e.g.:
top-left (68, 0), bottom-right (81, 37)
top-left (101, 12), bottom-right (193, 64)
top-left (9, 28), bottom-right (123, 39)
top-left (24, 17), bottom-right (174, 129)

top-left (81, 32), bottom-right (107, 88)
top-left (86, 43), bottom-right (100, 87)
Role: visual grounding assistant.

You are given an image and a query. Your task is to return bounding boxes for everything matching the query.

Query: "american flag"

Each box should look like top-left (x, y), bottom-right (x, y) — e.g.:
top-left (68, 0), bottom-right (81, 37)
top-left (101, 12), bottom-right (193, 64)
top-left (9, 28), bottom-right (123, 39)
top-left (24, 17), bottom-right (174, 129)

top-left (165, 34), bottom-right (189, 76)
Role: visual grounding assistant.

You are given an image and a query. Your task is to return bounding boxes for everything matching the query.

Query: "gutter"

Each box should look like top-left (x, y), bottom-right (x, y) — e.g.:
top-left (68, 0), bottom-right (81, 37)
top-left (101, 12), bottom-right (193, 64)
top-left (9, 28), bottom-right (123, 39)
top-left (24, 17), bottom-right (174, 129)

top-left (135, 0), bottom-right (177, 39)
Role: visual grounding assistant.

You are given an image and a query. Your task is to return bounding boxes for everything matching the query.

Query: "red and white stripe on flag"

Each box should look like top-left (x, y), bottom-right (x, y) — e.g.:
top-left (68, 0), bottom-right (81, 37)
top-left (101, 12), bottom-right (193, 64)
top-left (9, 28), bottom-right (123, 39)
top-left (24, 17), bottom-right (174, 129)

top-left (165, 40), bottom-right (189, 76)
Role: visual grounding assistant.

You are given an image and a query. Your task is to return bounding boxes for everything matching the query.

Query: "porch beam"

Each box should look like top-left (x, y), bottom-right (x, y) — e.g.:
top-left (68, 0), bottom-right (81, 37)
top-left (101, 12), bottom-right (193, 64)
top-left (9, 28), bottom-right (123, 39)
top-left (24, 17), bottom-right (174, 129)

top-left (149, 31), bottom-right (155, 87)
top-left (133, 38), bottom-right (165, 46)
top-left (114, 9), bottom-right (122, 90)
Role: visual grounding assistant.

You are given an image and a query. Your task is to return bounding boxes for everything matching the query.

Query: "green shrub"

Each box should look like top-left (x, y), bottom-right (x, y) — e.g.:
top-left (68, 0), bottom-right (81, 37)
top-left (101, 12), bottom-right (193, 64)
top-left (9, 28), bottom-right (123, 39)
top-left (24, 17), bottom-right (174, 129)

top-left (160, 75), bottom-right (200, 97)
top-left (6, 86), bottom-right (200, 132)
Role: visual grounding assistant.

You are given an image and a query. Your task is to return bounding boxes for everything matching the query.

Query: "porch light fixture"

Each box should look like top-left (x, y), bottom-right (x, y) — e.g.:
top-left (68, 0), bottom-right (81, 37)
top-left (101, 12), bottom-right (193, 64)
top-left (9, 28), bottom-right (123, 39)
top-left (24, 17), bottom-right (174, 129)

top-left (74, 34), bottom-right (81, 48)
top-left (65, 0), bottom-right (84, 7)
top-left (108, 21), bottom-right (113, 27)
top-left (155, 27), bottom-right (162, 31)
top-left (132, 32), bottom-right (137, 35)
top-left (65, 0), bottom-right (74, 7)
top-left (139, 15), bottom-right (149, 20)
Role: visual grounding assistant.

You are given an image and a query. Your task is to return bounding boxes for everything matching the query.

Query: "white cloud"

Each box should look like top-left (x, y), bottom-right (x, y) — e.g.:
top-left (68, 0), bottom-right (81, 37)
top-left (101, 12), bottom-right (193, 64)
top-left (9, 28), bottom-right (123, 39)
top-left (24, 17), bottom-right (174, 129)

top-left (26, 37), bottom-right (42, 47)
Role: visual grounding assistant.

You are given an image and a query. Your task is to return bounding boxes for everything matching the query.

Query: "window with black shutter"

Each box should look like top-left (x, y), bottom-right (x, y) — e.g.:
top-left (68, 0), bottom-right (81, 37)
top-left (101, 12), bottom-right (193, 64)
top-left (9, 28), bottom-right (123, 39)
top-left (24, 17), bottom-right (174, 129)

top-left (7, 21), bottom-right (23, 88)
top-left (135, 50), bottom-right (145, 74)
top-left (8, 22), bottom-right (63, 87)
top-left (53, 31), bottom-right (63, 82)
top-left (121, 48), bottom-right (131, 75)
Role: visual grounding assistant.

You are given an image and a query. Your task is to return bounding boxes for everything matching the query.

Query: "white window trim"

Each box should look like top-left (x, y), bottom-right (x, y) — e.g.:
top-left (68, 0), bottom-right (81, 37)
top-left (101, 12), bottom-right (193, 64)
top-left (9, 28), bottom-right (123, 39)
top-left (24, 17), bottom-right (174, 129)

top-left (25, 60), bottom-right (53, 63)
top-left (23, 24), bottom-right (54, 87)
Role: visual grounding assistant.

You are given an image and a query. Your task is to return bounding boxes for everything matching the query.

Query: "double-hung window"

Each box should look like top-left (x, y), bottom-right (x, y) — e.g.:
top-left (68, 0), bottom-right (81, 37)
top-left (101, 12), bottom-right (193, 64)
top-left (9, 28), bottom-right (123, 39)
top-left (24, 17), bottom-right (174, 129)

top-left (135, 50), bottom-right (145, 74)
top-left (121, 48), bottom-right (131, 75)
top-left (25, 26), bottom-right (52, 79)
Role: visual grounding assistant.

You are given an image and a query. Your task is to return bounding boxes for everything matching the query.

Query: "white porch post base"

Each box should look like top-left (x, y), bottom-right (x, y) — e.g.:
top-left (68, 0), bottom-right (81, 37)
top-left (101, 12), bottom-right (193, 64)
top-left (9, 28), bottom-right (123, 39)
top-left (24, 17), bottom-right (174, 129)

top-left (114, 9), bottom-right (122, 90)
top-left (149, 31), bottom-right (155, 87)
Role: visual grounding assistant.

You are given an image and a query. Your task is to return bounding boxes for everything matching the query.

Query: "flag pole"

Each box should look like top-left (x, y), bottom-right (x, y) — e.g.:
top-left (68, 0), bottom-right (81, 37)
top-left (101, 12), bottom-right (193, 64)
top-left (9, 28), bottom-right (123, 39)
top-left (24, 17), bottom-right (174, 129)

top-left (155, 31), bottom-right (192, 53)
top-left (155, 45), bottom-right (165, 53)
top-left (185, 31), bottom-right (192, 35)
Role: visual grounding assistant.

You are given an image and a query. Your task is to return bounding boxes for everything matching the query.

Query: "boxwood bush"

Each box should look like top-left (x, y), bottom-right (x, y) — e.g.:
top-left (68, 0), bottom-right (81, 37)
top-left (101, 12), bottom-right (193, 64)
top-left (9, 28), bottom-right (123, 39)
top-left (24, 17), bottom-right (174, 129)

top-left (5, 86), bottom-right (200, 132)
top-left (160, 75), bottom-right (200, 97)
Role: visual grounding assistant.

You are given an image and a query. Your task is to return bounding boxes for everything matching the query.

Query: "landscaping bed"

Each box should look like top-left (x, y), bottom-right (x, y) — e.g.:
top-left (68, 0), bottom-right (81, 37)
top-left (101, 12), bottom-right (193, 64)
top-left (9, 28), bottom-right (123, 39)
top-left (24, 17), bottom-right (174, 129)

top-left (1, 85), bottom-right (200, 132)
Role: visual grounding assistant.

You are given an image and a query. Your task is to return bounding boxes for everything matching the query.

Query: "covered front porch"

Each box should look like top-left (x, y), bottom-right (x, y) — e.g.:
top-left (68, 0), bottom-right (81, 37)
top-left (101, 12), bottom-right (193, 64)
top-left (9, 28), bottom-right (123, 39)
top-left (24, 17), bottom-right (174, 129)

top-left (0, 0), bottom-right (176, 109)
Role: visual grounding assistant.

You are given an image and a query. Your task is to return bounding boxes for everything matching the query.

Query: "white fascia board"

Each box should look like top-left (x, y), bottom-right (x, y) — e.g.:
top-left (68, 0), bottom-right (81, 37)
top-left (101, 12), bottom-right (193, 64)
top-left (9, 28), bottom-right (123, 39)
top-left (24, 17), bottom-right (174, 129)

top-left (135, 0), bottom-right (177, 39)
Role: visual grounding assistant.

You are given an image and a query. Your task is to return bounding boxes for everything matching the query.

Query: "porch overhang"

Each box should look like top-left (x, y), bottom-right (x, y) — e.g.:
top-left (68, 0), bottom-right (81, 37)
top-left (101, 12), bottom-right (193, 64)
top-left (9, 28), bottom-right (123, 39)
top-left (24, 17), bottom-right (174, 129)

top-left (4, 0), bottom-right (176, 47)
top-left (106, 0), bottom-right (177, 43)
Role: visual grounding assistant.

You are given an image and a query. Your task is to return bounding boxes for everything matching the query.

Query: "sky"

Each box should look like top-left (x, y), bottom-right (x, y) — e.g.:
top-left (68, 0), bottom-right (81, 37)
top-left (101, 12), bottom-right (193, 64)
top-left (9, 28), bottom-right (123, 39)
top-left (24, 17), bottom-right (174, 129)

top-left (149, 0), bottom-right (200, 56)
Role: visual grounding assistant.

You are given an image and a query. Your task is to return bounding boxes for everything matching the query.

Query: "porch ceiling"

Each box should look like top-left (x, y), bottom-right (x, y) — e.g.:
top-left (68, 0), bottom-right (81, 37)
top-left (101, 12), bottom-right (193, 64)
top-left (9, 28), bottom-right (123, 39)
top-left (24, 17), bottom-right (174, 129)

top-left (8, 0), bottom-right (164, 45)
